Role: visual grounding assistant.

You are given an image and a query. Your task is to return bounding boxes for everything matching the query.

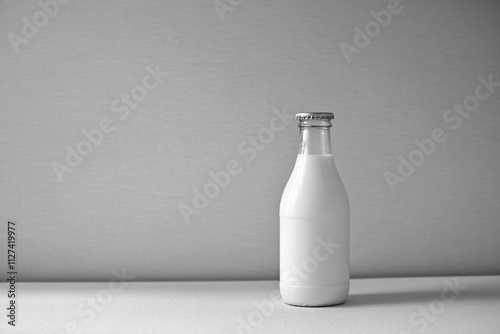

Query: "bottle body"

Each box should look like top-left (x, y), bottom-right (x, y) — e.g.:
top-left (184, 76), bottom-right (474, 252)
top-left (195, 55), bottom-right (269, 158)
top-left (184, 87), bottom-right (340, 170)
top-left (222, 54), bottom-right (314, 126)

top-left (279, 114), bottom-right (350, 307)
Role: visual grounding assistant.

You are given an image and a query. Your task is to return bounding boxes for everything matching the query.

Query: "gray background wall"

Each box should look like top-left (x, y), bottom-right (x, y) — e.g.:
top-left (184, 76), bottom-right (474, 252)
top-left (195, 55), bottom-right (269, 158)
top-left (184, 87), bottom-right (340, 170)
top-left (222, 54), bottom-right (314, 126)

top-left (0, 0), bottom-right (499, 281)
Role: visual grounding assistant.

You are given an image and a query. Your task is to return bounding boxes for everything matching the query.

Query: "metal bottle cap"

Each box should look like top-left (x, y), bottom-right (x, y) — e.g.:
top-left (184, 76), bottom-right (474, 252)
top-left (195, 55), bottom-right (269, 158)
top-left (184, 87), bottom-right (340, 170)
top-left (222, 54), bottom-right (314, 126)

top-left (295, 112), bottom-right (334, 121)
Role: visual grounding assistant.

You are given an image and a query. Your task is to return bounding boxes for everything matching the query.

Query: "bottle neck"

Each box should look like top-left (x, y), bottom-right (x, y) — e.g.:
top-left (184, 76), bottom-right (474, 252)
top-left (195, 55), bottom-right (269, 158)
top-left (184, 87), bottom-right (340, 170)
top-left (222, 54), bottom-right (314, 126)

top-left (298, 120), bottom-right (333, 155)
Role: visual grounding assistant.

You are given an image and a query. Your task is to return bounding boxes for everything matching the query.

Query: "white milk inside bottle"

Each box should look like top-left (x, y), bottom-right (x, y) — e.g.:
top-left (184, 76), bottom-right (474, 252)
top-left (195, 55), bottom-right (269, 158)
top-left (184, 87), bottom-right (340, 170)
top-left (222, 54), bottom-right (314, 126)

top-left (280, 112), bottom-right (350, 307)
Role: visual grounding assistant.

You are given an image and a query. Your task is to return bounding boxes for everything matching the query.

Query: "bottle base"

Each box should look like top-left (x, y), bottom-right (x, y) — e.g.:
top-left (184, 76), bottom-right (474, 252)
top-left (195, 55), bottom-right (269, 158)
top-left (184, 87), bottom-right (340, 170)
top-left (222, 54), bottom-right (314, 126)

top-left (280, 282), bottom-right (349, 307)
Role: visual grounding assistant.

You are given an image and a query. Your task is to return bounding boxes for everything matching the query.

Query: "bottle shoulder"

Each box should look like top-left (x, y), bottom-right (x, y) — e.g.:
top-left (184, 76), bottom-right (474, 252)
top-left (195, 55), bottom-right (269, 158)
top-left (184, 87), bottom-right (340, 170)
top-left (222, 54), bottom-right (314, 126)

top-left (279, 154), bottom-right (350, 218)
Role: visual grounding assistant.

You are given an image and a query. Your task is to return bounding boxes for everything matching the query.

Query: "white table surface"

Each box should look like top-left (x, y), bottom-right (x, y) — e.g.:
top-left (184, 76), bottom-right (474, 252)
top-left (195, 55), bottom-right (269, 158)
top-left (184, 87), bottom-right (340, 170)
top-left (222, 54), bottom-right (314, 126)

top-left (1, 276), bottom-right (499, 334)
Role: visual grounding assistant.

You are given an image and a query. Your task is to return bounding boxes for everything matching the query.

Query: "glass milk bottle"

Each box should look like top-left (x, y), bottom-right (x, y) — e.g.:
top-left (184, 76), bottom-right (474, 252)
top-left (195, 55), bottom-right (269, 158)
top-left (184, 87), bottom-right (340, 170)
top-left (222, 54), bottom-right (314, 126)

top-left (280, 112), bottom-right (350, 307)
